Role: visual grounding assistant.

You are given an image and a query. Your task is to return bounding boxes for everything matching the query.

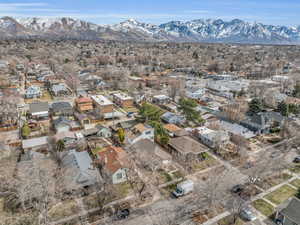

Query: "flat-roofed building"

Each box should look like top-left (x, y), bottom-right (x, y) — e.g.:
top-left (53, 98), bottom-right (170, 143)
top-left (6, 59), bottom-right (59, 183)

top-left (91, 95), bottom-right (114, 114)
top-left (113, 92), bottom-right (134, 108)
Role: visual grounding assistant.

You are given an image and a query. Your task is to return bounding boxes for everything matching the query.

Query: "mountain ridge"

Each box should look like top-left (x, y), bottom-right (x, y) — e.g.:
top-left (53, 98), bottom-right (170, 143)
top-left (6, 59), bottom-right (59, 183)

top-left (0, 16), bottom-right (299, 44)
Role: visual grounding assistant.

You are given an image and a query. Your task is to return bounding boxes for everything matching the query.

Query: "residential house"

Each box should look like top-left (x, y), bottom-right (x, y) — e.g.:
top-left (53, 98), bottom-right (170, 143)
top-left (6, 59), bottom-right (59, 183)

top-left (196, 127), bottom-right (230, 149)
top-left (161, 112), bottom-right (185, 125)
top-left (186, 88), bottom-right (206, 100)
top-left (130, 139), bottom-right (172, 170)
top-left (29, 102), bottom-right (49, 120)
top-left (219, 120), bottom-right (256, 139)
top-left (53, 117), bottom-right (81, 133)
top-left (95, 125), bottom-right (112, 138)
top-left (50, 83), bottom-right (71, 97)
top-left (152, 95), bottom-right (171, 105)
top-left (113, 92), bottom-right (134, 108)
top-left (275, 197), bottom-right (300, 225)
top-left (22, 136), bottom-right (49, 153)
top-left (97, 146), bottom-right (128, 184)
top-left (91, 95), bottom-right (114, 114)
top-left (25, 86), bottom-right (41, 99)
top-left (167, 135), bottom-right (208, 161)
top-left (75, 97), bottom-right (93, 112)
top-left (163, 124), bottom-right (182, 137)
top-left (51, 102), bottom-right (73, 117)
top-left (240, 112), bottom-right (284, 135)
top-left (62, 150), bottom-right (99, 188)
top-left (127, 123), bottom-right (154, 144)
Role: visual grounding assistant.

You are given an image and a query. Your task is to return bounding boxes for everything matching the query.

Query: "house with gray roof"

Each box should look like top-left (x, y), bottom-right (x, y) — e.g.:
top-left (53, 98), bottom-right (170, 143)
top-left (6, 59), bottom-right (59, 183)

top-left (161, 112), bottom-right (185, 125)
top-left (51, 102), bottom-right (73, 116)
top-left (62, 150), bottom-right (99, 188)
top-left (275, 197), bottom-right (300, 225)
top-left (29, 102), bottom-right (49, 120)
top-left (50, 83), bottom-right (71, 97)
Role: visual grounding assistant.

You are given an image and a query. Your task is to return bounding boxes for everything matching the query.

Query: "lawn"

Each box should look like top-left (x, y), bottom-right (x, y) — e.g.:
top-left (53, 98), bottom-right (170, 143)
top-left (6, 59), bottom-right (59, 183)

top-left (290, 179), bottom-right (300, 188)
top-left (252, 199), bottom-right (274, 217)
top-left (217, 215), bottom-right (244, 225)
top-left (159, 171), bottom-right (173, 183)
top-left (48, 200), bottom-right (80, 221)
top-left (265, 185), bottom-right (297, 205)
top-left (257, 173), bottom-right (293, 190)
top-left (83, 182), bottom-right (132, 210)
top-left (191, 153), bottom-right (219, 172)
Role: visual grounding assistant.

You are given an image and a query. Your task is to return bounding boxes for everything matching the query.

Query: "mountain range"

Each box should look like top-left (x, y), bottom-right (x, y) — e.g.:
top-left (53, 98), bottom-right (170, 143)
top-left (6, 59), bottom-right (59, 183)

top-left (0, 16), bottom-right (299, 44)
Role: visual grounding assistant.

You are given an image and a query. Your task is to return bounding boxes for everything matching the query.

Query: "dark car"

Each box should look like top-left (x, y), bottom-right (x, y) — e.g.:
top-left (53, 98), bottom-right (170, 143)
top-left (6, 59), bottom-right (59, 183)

top-left (293, 156), bottom-right (300, 163)
top-left (231, 184), bottom-right (244, 194)
top-left (116, 209), bottom-right (130, 220)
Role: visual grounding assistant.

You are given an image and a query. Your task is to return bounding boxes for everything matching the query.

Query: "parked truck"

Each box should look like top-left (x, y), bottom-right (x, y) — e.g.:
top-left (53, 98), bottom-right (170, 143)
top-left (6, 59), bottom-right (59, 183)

top-left (172, 180), bottom-right (194, 198)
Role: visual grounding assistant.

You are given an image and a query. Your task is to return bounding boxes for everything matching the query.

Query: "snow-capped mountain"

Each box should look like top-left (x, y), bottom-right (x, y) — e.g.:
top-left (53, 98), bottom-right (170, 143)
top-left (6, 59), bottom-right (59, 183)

top-left (0, 16), bottom-right (299, 44)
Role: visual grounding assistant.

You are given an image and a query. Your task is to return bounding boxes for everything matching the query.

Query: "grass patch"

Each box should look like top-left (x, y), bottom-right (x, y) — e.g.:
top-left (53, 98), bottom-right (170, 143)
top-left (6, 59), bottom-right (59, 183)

top-left (115, 182), bottom-right (132, 198)
top-left (48, 200), bottom-right (80, 221)
top-left (217, 215), bottom-right (244, 225)
top-left (290, 179), bottom-right (300, 188)
top-left (257, 173), bottom-right (293, 190)
top-left (172, 170), bottom-right (184, 179)
top-left (159, 171), bottom-right (173, 183)
top-left (289, 165), bottom-right (300, 174)
top-left (191, 153), bottom-right (218, 172)
top-left (265, 185), bottom-right (297, 205)
top-left (252, 199), bottom-right (274, 217)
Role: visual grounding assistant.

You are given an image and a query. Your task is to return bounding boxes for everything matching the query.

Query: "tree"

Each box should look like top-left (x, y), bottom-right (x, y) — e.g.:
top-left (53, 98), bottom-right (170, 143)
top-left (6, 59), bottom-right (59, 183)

top-left (248, 98), bottom-right (263, 115)
top-left (117, 128), bottom-right (125, 144)
top-left (56, 140), bottom-right (65, 152)
top-left (21, 123), bottom-right (31, 139)
top-left (293, 82), bottom-right (300, 98)
top-left (296, 188), bottom-right (300, 199)
top-left (178, 98), bottom-right (203, 124)
top-left (137, 102), bottom-right (162, 123)
top-left (277, 101), bottom-right (289, 116)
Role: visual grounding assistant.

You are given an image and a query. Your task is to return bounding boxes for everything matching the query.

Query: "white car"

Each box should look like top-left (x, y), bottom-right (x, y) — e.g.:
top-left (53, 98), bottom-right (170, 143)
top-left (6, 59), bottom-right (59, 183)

top-left (240, 208), bottom-right (257, 221)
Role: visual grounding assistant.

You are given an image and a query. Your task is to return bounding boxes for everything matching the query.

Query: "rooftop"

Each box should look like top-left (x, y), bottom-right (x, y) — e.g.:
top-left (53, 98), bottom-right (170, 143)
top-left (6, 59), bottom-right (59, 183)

top-left (113, 92), bottom-right (133, 100)
top-left (91, 95), bottom-right (113, 106)
top-left (169, 136), bottom-right (207, 154)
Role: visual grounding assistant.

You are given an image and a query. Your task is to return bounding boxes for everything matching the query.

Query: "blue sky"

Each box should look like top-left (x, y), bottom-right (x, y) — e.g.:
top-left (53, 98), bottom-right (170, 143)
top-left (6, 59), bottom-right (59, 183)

top-left (0, 0), bottom-right (299, 26)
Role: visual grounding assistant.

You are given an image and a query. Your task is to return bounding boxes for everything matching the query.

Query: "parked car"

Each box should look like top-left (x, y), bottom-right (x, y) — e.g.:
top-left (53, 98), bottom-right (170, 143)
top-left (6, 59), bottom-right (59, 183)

top-left (293, 156), bottom-right (300, 163)
top-left (240, 208), bottom-right (257, 221)
top-left (116, 209), bottom-right (130, 220)
top-left (231, 184), bottom-right (244, 194)
top-left (172, 180), bottom-right (194, 198)
top-left (127, 112), bottom-right (135, 118)
top-left (270, 151), bottom-right (281, 158)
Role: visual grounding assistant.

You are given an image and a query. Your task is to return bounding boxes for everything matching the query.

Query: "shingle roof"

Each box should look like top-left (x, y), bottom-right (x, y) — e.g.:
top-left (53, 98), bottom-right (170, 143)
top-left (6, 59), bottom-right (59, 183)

top-left (280, 197), bottom-right (300, 224)
top-left (29, 102), bottom-right (49, 114)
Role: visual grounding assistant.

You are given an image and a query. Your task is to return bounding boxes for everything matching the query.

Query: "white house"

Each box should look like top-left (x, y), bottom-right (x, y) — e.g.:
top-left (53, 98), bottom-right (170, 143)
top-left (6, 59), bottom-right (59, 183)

top-left (195, 127), bottom-right (230, 149)
top-left (128, 123), bottom-right (154, 145)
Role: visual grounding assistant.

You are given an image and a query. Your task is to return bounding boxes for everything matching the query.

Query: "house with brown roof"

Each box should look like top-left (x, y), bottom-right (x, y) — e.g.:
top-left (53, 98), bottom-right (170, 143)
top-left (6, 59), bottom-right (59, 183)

top-left (163, 124), bottom-right (182, 137)
top-left (167, 135), bottom-right (208, 161)
top-left (75, 97), bottom-right (93, 112)
top-left (97, 146), bottom-right (128, 184)
top-left (127, 123), bottom-right (154, 144)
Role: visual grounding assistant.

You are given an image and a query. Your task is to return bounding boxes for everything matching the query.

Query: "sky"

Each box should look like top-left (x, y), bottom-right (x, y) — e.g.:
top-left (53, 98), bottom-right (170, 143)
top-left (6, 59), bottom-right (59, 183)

top-left (0, 0), bottom-right (299, 26)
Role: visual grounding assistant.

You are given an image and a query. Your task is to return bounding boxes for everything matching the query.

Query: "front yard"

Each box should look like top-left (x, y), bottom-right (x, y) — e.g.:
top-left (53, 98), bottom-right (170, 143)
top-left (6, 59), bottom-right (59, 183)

top-left (252, 199), bottom-right (274, 217)
top-left (48, 200), bottom-right (80, 221)
top-left (265, 184), bottom-right (297, 205)
top-left (257, 173), bottom-right (293, 190)
top-left (191, 152), bottom-right (219, 172)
